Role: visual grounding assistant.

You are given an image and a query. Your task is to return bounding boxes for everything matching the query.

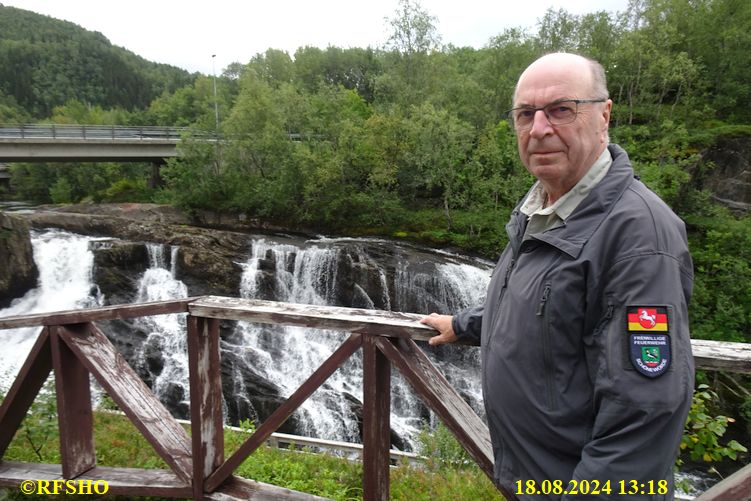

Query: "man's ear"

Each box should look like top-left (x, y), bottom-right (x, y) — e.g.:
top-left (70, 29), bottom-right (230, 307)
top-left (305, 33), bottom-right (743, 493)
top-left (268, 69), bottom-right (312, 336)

top-left (602, 99), bottom-right (613, 132)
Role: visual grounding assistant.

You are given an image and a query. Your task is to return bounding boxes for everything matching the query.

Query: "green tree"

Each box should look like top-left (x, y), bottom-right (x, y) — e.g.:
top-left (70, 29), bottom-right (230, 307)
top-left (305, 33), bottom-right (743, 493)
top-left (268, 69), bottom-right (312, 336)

top-left (405, 103), bottom-right (474, 229)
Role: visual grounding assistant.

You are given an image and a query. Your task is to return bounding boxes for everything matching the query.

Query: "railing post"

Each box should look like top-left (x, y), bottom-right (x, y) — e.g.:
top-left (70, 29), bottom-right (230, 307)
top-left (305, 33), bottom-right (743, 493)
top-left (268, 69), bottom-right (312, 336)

top-left (0, 327), bottom-right (53, 458)
top-left (50, 325), bottom-right (96, 478)
top-left (362, 335), bottom-right (391, 501)
top-left (187, 315), bottom-right (224, 499)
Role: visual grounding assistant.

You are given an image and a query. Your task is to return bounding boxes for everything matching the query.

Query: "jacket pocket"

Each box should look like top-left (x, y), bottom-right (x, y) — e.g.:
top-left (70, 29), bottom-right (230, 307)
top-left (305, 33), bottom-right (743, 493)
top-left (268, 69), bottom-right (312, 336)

top-left (536, 282), bottom-right (557, 411)
top-left (593, 298), bottom-right (615, 379)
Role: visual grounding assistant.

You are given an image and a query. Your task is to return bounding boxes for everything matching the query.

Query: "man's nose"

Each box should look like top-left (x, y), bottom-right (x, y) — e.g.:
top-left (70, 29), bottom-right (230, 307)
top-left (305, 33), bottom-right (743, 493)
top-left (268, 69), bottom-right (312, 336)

top-left (529, 109), bottom-right (553, 138)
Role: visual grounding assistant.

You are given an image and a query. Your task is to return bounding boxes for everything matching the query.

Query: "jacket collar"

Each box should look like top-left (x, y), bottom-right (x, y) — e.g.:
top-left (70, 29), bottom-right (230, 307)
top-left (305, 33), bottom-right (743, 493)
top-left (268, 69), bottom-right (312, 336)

top-left (506, 144), bottom-right (635, 259)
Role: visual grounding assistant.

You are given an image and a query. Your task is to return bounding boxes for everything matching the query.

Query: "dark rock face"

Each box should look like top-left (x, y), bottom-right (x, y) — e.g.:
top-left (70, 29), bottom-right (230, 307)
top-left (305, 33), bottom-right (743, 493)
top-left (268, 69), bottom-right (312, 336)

top-left (699, 135), bottom-right (751, 213)
top-left (0, 213), bottom-right (39, 308)
top-left (92, 241), bottom-right (148, 305)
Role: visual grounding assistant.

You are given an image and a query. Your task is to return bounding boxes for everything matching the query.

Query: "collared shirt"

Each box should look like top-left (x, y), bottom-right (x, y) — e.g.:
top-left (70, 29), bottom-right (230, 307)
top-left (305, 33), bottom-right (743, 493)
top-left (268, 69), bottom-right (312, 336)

top-left (520, 148), bottom-right (613, 239)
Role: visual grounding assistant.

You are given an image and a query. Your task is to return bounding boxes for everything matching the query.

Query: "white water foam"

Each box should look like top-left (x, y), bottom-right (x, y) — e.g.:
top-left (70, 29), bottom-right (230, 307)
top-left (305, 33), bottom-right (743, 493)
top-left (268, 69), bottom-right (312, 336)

top-left (0, 229), bottom-right (103, 390)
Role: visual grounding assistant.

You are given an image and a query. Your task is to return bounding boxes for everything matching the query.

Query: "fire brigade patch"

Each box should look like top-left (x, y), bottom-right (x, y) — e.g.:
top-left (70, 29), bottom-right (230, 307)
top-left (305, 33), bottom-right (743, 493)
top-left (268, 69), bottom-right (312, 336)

top-left (627, 306), bottom-right (671, 377)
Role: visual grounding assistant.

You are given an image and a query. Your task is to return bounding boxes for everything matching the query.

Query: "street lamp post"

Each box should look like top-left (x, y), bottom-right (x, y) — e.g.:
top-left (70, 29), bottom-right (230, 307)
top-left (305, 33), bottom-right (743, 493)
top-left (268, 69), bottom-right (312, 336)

top-left (211, 54), bottom-right (220, 136)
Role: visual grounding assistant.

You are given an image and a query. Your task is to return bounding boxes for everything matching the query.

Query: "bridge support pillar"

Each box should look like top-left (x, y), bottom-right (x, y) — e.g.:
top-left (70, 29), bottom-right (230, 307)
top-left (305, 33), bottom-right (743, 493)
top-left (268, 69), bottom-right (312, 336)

top-left (150, 162), bottom-right (164, 189)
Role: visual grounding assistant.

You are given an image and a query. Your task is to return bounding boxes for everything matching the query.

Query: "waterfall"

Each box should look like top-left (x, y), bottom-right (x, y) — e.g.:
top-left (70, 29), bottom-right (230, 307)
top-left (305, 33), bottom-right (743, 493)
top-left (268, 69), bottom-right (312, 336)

top-left (0, 229), bottom-right (492, 451)
top-left (0, 229), bottom-right (103, 390)
top-left (235, 237), bottom-right (492, 450)
top-left (132, 244), bottom-right (190, 413)
top-left (235, 239), bottom-right (362, 442)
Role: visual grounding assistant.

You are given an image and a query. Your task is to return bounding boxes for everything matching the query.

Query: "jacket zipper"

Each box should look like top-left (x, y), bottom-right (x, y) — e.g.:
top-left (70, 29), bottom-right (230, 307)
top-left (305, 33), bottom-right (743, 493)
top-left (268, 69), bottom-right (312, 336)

top-left (536, 283), bottom-right (557, 411)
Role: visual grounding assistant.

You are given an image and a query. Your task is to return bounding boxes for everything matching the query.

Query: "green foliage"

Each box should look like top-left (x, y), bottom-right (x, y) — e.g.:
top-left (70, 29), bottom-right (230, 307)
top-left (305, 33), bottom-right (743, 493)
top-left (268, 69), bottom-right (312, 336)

top-left (688, 214), bottom-right (751, 342)
top-left (680, 384), bottom-right (747, 463)
top-left (0, 5), bottom-right (194, 118)
top-left (416, 422), bottom-right (472, 471)
top-left (102, 178), bottom-right (153, 203)
top-left (9, 162), bottom-right (155, 204)
top-left (48, 176), bottom-right (73, 204)
top-left (18, 379), bottom-right (59, 462)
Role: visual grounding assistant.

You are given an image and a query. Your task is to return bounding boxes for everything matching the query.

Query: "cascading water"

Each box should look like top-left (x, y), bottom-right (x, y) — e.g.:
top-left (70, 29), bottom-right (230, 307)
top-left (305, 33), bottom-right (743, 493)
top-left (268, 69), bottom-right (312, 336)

top-left (0, 229), bottom-right (103, 390)
top-left (132, 244), bottom-right (190, 413)
top-left (0, 228), bottom-right (492, 450)
top-left (235, 237), bottom-right (492, 449)
top-left (235, 239), bottom-right (363, 442)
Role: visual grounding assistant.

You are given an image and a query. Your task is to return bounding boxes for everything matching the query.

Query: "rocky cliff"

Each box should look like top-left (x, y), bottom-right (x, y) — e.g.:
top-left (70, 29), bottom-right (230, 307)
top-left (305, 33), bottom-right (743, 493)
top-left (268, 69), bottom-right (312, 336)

top-left (699, 135), bottom-right (751, 213)
top-left (0, 212), bottom-right (38, 308)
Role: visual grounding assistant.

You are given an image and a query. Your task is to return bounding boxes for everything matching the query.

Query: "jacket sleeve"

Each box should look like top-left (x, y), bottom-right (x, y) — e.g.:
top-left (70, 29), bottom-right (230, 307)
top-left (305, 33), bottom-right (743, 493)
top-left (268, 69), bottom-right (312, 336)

top-left (452, 305), bottom-right (484, 346)
top-left (565, 252), bottom-right (694, 500)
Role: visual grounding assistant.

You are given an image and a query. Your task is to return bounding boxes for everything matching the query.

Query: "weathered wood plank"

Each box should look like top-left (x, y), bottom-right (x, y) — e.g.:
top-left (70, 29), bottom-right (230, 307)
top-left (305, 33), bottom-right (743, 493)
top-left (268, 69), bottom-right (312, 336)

top-left (691, 339), bottom-right (751, 374)
top-left (362, 336), bottom-right (391, 501)
top-left (0, 461), bottom-right (62, 483)
top-left (205, 475), bottom-right (328, 500)
top-left (0, 327), bottom-right (53, 457)
top-left (57, 323), bottom-right (193, 483)
top-left (80, 466), bottom-right (192, 497)
top-left (190, 297), bottom-right (439, 341)
top-left (187, 315), bottom-right (224, 499)
top-left (374, 336), bottom-right (517, 500)
top-left (50, 326), bottom-right (96, 478)
top-left (694, 461), bottom-right (751, 501)
top-left (0, 461), bottom-right (192, 497)
top-left (0, 298), bottom-right (194, 330)
top-left (205, 334), bottom-right (362, 492)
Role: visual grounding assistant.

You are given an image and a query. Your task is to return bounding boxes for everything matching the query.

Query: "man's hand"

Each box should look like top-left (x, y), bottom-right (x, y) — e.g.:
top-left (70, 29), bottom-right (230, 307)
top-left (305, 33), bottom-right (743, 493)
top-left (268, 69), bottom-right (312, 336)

top-left (420, 313), bottom-right (458, 345)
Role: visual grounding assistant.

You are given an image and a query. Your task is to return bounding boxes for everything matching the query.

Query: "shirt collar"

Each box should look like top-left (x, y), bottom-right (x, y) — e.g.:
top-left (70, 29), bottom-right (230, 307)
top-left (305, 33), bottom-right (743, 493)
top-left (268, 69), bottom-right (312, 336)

top-left (520, 148), bottom-right (613, 220)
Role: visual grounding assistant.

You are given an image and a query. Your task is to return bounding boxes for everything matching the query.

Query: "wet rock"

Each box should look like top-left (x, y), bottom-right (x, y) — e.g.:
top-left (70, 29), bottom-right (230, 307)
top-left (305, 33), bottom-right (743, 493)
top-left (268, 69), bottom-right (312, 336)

top-left (697, 135), bottom-right (751, 213)
top-left (91, 241), bottom-right (148, 305)
top-left (0, 212), bottom-right (38, 308)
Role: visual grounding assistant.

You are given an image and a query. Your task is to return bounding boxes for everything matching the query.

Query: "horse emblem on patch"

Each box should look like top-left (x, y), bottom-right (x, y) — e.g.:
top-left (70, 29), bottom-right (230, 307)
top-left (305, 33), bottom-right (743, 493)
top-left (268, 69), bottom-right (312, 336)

top-left (627, 306), bottom-right (671, 378)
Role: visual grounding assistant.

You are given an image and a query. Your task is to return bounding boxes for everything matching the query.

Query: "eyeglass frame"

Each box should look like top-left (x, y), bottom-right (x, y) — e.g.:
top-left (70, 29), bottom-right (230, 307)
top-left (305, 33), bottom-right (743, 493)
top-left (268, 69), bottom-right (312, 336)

top-left (507, 98), bottom-right (608, 130)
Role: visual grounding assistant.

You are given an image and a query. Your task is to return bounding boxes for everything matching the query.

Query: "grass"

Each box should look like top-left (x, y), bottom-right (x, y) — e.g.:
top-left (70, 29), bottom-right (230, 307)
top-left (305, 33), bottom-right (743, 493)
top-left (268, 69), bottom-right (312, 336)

top-left (0, 407), bottom-right (501, 500)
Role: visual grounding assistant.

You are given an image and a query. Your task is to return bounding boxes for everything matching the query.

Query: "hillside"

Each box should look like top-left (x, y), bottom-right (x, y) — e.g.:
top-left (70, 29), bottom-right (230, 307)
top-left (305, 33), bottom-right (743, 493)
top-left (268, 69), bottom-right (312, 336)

top-left (0, 5), bottom-right (196, 119)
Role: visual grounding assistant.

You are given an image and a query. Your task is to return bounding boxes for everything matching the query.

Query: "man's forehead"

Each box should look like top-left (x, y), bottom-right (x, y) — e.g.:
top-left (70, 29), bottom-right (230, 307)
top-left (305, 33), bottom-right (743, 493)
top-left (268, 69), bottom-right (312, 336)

top-left (514, 70), bottom-right (592, 106)
top-left (514, 82), bottom-right (583, 107)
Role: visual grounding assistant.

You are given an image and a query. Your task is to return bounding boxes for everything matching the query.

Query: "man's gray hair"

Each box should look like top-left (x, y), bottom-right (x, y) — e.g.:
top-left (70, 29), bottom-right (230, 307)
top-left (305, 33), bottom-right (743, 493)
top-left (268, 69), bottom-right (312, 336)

top-left (590, 57), bottom-right (609, 100)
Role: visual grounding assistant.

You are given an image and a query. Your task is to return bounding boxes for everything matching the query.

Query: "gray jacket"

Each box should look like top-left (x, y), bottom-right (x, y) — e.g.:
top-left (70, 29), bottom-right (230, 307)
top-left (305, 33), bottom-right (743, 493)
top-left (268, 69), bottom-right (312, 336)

top-left (453, 144), bottom-right (694, 500)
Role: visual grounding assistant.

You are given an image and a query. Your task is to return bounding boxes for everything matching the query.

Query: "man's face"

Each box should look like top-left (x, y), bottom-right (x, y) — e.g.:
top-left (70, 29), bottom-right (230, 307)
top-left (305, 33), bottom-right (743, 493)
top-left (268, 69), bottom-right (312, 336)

top-left (513, 56), bottom-right (612, 196)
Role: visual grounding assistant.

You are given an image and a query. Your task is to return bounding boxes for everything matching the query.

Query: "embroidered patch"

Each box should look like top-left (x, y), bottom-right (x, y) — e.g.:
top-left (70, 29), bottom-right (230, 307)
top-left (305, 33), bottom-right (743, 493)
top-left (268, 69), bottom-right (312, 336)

top-left (627, 306), bottom-right (669, 332)
top-left (627, 306), bottom-right (671, 377)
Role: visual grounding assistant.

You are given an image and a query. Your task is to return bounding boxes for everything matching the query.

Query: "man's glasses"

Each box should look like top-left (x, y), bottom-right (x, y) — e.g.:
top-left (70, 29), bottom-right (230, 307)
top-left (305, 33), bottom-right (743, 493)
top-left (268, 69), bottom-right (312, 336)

top-left (507, 99), bottom-right (607, 130)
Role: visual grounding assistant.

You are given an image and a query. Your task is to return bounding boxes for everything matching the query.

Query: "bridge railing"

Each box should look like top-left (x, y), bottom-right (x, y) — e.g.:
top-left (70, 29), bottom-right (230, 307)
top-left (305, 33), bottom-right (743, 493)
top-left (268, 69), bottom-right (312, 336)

top-left (0, 124), bottom-right (213, 141)
top-left (0, 296), bottom-right (749, 500)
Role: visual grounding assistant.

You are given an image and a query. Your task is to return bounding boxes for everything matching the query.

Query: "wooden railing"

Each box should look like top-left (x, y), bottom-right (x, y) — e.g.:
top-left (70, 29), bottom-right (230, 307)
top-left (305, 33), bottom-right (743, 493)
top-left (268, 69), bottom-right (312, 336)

top-left (0, 296), bottom-right (749, 500)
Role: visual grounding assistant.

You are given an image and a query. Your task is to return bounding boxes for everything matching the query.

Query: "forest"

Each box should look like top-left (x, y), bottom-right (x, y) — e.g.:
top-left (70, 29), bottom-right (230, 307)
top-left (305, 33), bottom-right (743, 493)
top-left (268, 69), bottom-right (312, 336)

top-left (0, 0), bottom-right (749, 351)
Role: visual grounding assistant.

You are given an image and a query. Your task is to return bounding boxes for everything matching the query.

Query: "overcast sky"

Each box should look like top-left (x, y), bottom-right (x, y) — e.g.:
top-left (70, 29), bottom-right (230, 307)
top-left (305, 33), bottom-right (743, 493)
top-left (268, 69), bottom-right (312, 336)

top-left (4, 0), bottom-right (630, 75)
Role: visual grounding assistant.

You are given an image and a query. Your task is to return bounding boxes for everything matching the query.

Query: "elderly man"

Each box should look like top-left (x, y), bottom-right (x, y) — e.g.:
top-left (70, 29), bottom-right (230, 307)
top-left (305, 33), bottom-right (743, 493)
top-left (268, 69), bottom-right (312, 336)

top-left (422, 53), bottom-right (694, 500)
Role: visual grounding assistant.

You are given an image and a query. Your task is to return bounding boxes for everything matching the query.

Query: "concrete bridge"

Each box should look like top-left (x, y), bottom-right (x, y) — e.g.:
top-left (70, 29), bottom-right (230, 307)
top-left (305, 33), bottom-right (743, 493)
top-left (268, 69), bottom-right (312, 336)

top-left (0, 124), bottom-right (212, 163)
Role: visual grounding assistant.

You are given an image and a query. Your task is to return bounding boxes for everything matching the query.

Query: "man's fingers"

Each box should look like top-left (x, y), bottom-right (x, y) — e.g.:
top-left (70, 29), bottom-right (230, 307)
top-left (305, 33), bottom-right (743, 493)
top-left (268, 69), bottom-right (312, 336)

top-left (428, 331), bottom-right (455, 346)
top-left (420, 313), bottom-right (457, 345)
